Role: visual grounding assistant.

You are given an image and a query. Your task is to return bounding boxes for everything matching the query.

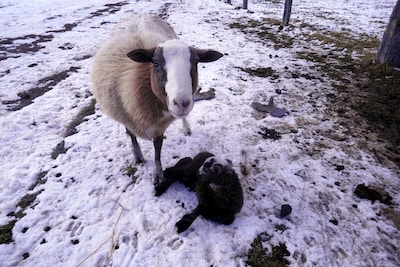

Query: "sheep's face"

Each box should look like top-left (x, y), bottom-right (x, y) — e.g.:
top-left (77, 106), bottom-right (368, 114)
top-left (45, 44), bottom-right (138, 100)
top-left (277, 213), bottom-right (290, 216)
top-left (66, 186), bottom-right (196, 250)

top-left (127, 40), bottom-right (223, 118)
top-left (199, 156), bottom-right (234, 176)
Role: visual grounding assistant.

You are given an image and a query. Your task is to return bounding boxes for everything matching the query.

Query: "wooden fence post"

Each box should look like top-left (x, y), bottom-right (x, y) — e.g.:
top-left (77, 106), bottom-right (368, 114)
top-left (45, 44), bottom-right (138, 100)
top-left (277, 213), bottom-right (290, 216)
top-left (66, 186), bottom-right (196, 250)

top-left (282, 0), bottom-right (293, 26)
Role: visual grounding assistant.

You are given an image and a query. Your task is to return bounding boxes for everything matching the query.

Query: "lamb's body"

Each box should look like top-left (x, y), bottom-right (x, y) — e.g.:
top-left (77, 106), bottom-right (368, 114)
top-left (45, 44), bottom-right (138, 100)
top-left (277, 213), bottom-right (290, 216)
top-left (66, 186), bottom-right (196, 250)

top-left (156, 152), bottom-right (244, 233)
top-left (91, 15), bottom-right (223, 185)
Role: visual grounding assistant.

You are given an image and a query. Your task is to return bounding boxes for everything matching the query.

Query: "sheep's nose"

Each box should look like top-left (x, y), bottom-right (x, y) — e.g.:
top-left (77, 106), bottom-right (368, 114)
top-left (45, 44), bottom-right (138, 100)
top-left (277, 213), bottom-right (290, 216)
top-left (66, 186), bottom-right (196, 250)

top-left (181, 99), bottom-right (190, 108)
top-left (170, 97), bottom-right (194, 117)
top-left (173, 98), bottom-right (192, 109)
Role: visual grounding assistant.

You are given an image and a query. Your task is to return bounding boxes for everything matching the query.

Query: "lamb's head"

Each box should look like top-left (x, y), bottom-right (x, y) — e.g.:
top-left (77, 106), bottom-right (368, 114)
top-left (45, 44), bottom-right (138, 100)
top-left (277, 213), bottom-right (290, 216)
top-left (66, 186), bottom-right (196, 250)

top-left (127, 40), bottom-right (223, 118)
top-left (199, 156), bottom-right (234, 177)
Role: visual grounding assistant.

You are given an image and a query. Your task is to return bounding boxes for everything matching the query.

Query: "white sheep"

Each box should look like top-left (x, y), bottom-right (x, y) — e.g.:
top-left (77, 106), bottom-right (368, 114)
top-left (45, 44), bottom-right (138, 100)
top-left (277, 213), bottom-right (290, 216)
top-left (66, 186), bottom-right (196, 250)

top-left (91, 14), bottom-right (223, 185)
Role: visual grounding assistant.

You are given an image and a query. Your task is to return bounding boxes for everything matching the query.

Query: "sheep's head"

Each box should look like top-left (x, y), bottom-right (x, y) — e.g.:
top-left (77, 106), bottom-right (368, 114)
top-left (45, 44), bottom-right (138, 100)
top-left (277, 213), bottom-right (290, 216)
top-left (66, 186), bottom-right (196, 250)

top-left (199, 156), bottom-right (234, 176)
top-left (127, 40), bottom-right (223, 118)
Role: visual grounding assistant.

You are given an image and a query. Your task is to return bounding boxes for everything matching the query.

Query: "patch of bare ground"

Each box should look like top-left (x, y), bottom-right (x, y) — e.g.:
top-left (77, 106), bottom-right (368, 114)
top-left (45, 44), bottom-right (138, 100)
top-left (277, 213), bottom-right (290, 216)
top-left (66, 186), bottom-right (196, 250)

top-left (2, 67), bottom-right (80, 111)
top-left (233, 15), bottom-right (400, 266)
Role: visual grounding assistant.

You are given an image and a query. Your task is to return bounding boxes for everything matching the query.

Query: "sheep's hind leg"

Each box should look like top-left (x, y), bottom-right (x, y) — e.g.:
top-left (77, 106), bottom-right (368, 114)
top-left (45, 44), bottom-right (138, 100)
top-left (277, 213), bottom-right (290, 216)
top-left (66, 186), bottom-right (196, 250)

top-left (126, 128), bottom-right (145, 164)
top-left (153, 135), bottom-right (164, 185)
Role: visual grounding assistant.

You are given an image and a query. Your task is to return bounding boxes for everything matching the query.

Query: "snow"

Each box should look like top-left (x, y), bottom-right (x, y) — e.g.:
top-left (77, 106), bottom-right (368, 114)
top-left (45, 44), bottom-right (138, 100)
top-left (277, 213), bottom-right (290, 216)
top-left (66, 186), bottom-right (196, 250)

top-left (0, 0), bottom-right (399, 266)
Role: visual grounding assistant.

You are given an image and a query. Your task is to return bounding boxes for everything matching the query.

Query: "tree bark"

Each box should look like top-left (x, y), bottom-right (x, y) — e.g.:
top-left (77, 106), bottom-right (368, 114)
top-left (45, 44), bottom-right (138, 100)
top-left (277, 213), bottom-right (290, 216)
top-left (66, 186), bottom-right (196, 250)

top-left (282, 0), bottom-right (293, 26)
top-left (243, 0), bottom-right (248, 9)
top-left (377, 0), bottom-right (400, 68)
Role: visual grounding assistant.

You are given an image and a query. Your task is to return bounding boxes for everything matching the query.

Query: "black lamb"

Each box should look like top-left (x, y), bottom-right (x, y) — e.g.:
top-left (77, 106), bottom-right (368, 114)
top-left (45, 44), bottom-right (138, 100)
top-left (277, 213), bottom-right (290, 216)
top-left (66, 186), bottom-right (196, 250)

top-left (155, 152), bottom-right (244, 233)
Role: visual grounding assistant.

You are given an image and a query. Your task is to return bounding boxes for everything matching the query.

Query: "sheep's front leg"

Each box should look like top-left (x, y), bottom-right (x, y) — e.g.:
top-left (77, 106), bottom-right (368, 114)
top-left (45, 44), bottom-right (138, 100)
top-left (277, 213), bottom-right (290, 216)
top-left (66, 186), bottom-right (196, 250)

top-left (182, 118), bottom-right (191, 136)
top-left (153, 135), bottom-right (164, 185)
top-left (126, 128), bottom-right (145, 164)
top-left (175, 205), bottom-right (202, 233)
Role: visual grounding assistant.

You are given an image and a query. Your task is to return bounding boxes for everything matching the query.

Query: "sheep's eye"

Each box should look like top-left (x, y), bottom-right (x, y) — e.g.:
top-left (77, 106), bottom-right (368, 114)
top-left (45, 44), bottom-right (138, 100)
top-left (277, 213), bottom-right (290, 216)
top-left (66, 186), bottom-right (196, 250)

top-left (152, 59), bottom-right (160, 68)
top-left (203, 158), bottom-right (215, 170)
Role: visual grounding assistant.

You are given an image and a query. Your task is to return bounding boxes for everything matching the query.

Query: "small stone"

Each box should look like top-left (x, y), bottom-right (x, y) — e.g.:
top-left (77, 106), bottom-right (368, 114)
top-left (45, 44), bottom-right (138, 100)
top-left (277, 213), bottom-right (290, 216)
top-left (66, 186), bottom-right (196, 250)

top-left (335, 165), bottom-right (345, 171)
top-left (329, 219), bottom-right (338, 225)
top-left (280, 204), bottom-right (292, 217)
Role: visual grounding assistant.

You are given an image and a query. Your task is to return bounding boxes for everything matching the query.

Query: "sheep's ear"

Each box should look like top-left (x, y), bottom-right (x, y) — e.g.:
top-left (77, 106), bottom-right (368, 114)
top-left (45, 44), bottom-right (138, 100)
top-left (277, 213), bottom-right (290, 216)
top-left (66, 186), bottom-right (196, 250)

top-left (127, 48), bottom-right (155, 63)
top-left (196, 49), bottom-right (223, 63)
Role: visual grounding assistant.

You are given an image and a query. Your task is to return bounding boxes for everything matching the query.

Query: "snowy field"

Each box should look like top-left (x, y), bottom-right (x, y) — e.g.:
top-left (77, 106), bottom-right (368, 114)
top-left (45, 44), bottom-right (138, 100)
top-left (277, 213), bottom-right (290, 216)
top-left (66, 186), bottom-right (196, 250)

top-left (0, 0), bottom-right (399, 266)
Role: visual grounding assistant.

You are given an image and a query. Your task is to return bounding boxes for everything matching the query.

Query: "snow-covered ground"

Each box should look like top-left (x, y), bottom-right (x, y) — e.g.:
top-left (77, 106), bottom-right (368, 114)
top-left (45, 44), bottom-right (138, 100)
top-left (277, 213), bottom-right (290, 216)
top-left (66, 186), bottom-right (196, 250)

top-left (0, 0), bottom-right (399, 266)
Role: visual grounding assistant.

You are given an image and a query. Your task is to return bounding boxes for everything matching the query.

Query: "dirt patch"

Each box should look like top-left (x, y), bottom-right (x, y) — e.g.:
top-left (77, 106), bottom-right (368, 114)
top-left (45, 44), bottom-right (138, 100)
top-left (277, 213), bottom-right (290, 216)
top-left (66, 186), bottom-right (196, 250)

top-left (2, 67), bottom-right (80, 111)
top-left (0, 220), bottom-right (16, 244)
top-left (258, 127), bottom-right (282, 141)
top-left (51, 141), bottom-right (68, 160)
top-left (0, 171), bottom-right (49, 244)
top-left (0, 34), bottom-right (53, 61)
top-left (234, 15), bottom-right (400, 167)
top-left (354, 184), bottom-right (393, 205)
top-left (1, 1), bottom-right (129, 62)
top-left (229, 18), bottom-right (294, 49)
top-left (88, 1), bottom-right (129, 18)
top-left (239, 66), bottom-right (278, 79)
top-left (51, 99), bottom-right (97, 160)
top-left (64, 98), bottom-right (96, 137)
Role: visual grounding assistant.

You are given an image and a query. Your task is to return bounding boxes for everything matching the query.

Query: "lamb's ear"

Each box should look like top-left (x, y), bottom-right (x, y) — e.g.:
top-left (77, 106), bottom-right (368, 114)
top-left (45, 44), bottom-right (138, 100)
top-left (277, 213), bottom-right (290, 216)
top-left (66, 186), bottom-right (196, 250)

top-left (196, 49), bottom-right (223, 63)
top-left (127, 48), bottom-right (155, 63)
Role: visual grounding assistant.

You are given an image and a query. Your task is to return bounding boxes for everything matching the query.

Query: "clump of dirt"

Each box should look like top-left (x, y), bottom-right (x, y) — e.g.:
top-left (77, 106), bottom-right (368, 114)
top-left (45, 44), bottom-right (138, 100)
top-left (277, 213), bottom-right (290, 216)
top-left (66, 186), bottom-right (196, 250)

top-left (0, 220), bottom-right (16, 244)
top-left (52, 141), bottom-right (68, 160)
top-left (258, 127), bottom-right (282, 140)
top-left (240, 66), bottom-right (278, 79)
top-left (246, 233), bottom-right (291, 267)
top-left (354, 184), bottom-right (393, 205)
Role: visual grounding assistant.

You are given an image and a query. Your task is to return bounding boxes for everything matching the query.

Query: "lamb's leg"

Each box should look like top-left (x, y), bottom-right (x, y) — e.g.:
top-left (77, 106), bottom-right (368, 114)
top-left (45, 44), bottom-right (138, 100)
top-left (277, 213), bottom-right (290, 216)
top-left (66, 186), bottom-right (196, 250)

top-left (154, 157), bottom-right (193, 196)
top-left (175, 205), bottom-right (202, 233)
top-left (193, 88), bottom-right (215, 101)
top-left (126, 128), bottom-right (145, 164)
top-left (153, 135), bottom-right (164, 185)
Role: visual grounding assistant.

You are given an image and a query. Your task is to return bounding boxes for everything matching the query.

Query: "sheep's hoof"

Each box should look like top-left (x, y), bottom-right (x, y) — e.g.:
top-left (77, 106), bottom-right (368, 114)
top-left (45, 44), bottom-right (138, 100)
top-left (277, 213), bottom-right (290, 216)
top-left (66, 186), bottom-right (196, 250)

top-left (152, 171), bottom-right (165, 186)
top-left (135, 158), bottom-right (146, 165)
top-left (134, 154), bottom-right (146, 165)
top-left (183, 128), bottom-right (192, 136)
top-left (154, 181), bottom-right (169, 196)
top-left (175, 218), bottom-right (192, 233)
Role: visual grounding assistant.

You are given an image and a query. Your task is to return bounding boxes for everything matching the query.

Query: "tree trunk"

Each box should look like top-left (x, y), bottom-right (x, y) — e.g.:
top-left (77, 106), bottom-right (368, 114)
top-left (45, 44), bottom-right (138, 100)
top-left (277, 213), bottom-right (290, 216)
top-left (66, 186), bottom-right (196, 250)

top-left (282, 0), bottom-right (293, 26)
top-left (377, 0), bottom-right (400, 68)
top-left (243, 0), bottom-right (248, 9)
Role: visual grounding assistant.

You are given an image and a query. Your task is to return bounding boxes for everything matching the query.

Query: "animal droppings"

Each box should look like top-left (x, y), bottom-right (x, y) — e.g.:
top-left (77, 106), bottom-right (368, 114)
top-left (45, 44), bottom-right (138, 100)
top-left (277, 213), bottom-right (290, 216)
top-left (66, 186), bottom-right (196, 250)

top-left (280, 204), bottom-right (292, 217)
